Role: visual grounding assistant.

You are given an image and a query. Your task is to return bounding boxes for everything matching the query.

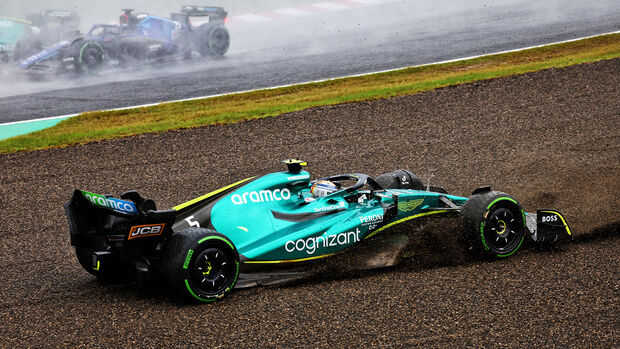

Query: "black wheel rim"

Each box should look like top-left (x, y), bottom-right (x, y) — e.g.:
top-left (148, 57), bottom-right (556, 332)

top-left (484, 207), bottom-right (523, 254)
top-left (82, 47), bottom-right (103, 70)
top-left (190, 246), bottom-right (235, 295)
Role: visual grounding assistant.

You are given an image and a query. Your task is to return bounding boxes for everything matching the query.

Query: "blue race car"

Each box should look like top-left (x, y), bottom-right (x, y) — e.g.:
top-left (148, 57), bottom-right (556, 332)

top-left (18, 6), bottom-right (229, 77)
top-left (12, 10), bottom-right (80, 62)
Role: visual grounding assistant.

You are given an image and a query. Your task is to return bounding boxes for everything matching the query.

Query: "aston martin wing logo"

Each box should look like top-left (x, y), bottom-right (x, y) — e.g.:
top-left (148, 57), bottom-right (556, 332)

top-left (398, 199), bottom-right (424, 212)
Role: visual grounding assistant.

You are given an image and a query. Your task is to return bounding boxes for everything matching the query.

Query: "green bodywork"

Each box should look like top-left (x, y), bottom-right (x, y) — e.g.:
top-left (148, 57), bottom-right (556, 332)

top-left (0, 17), bottom-right (34, 55)
top-left (171, 169), bottom-right (468, 263)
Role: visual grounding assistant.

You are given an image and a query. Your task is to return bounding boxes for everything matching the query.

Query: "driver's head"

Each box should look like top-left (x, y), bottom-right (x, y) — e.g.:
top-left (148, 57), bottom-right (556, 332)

top-left (310, 180), bottom-right (338, 197)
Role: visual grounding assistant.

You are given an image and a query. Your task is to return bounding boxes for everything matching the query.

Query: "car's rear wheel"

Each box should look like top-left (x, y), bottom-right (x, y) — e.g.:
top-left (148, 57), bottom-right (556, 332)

top-left (74, 41), bottom-right (104, 74)
top-left (461, 190), bottom-right (526, 259)
top-left (195, 23), bottom-right (230, 57)
top-left (161, 228), bottom-right (239, 303)
top-left (375, 169), bottom-right (424, 190)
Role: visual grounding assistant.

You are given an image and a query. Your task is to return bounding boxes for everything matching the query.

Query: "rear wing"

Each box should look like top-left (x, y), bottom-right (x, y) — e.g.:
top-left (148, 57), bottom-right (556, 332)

top-left (64, 189), bottom-right (176, 246)
top-left (180, 5), bottom-right (228, 19)
top-left (27, 10), bottom-right (79, 27)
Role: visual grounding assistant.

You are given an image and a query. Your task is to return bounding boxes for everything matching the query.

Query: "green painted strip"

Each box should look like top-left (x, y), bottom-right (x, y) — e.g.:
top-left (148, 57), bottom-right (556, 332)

top-left (198, 235), bottom-right (235, 250)
top-left (183, 249), bottom-right (194, 269)
top-left (497, 235), bottom-right (525, 258)
top-left (364, 210), bottom-right (450, 240)
top-left (486, 197), bottom-right (518, 210)
top-left (173, 177), bottom-right (255, 210)
top-left (184, 279), bottom-right (216, 302)
top-left (0, 117), bottom-right (70, 141)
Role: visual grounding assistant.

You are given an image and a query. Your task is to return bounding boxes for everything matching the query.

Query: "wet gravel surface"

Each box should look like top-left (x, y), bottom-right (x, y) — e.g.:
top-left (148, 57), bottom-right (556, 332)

top-left (0, 58), bottom-right (618, 347)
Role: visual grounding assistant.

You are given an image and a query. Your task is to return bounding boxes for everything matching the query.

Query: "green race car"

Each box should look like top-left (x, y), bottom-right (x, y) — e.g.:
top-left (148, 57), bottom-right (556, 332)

top-left (0, 10), bottom-right (79, 63)
top-left (65, 159), bottom-right (571, 303)
top-left (0, 16), bottom-right (36, 62)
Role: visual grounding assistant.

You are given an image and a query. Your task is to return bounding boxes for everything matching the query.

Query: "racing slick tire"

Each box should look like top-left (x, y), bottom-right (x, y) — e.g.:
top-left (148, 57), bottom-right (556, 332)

top-left (461, 191), bottom-right (526, 259)
top-left (161, 228), bottom-right (239, 303)
top-left (75, 242), bottom-right (133, 282)
top-left (376, 170), bottom-right (424, 190)
top-left (195, 23), bottom-right (230, 57)
top-left (73, 41), bottom-right (104, 74)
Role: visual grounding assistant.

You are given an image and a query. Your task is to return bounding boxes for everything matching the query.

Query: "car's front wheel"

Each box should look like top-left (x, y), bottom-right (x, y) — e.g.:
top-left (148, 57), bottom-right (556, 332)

top-left (161, 228), bottom-right (239, 303)
top-left (73, 41), bottom-right (105, 74)
top-left (461, 190), bottom-right (526, 259)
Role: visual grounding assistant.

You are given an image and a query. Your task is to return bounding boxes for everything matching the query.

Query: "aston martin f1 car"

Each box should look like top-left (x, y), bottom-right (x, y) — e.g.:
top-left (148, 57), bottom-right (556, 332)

top-left (0, 16), bottom-right (37, 63)
top-left (65, 159), bottom-right (572, 303)
top-left (12, 10), bottom-right (80, 62)
top-left (18, 6), bottom-right (229, 77)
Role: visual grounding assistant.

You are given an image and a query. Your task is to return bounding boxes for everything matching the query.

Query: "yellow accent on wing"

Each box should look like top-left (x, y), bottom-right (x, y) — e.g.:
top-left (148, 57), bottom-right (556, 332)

top-left (244, 253), bottom-right (337, 264)
top-left (540, 210), bottom-right (572, 236)
top-left (0, 16), bottom-right (33, 25)
top-left (365, 210), bottom-right (450, 239)
top-left (172, 177), bottom-right (255, 211)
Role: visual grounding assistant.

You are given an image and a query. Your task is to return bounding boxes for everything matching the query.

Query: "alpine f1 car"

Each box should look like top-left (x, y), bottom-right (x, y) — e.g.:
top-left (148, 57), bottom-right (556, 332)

top-left (65, 159), bottom-right (572, 303)
top-left (18, 6), bottom-right (229, 77)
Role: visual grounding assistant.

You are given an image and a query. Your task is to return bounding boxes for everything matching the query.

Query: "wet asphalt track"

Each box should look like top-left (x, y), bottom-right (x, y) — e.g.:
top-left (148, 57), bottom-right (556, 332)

top-left (0, 0), bottom-right (619, 122)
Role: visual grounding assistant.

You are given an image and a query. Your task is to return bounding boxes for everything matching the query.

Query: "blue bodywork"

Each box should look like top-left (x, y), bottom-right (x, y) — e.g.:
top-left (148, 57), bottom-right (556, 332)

top-left (19, 16), bottom-right (187, 70)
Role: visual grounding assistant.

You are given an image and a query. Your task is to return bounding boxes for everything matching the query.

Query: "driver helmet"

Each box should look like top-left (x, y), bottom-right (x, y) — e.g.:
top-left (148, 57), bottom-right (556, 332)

top-left (310, 180), bottom-right (338, 197)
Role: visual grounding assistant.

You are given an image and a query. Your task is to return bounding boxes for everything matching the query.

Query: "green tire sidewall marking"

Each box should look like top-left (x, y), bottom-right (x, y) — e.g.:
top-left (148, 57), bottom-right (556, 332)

top-left (486, 197), bottom-right (518, 210)
top-left (208, 25), bottom-right (228, 56)
top-left (480, 220), bottom-right (490, 251)
top-left (482, 197), bottom-right (523, 253)
top-left (198, 235), bottom-right (235, 250)
top-left (225, 261), bottom-right (240, 293)
top-left (183, 249), bottom-right (194, 270)
top-left (497, 235), bottom-right (525, 258)
top-left (184, 235), bottom-right (238, 301)
top-left (184, 279), bottom-right (217, 302)
top-left (78, 42), bottom-right (104, 71)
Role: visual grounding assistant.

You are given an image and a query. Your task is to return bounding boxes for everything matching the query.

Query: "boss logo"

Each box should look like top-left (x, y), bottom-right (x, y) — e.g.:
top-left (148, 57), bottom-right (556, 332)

top-left (128, 223), bottom-right (165, 240)
top-left (541, 215), bottom-right (558, 223)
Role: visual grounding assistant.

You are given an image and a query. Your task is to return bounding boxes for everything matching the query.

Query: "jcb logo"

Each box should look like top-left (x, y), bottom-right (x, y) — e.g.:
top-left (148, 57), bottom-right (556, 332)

top-left (128, 223), bottom-right (165, 240)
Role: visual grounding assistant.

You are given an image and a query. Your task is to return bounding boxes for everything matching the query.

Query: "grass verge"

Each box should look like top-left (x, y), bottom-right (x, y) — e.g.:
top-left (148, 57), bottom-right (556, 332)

top-left (1, 33), bottom-right (619, 154)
